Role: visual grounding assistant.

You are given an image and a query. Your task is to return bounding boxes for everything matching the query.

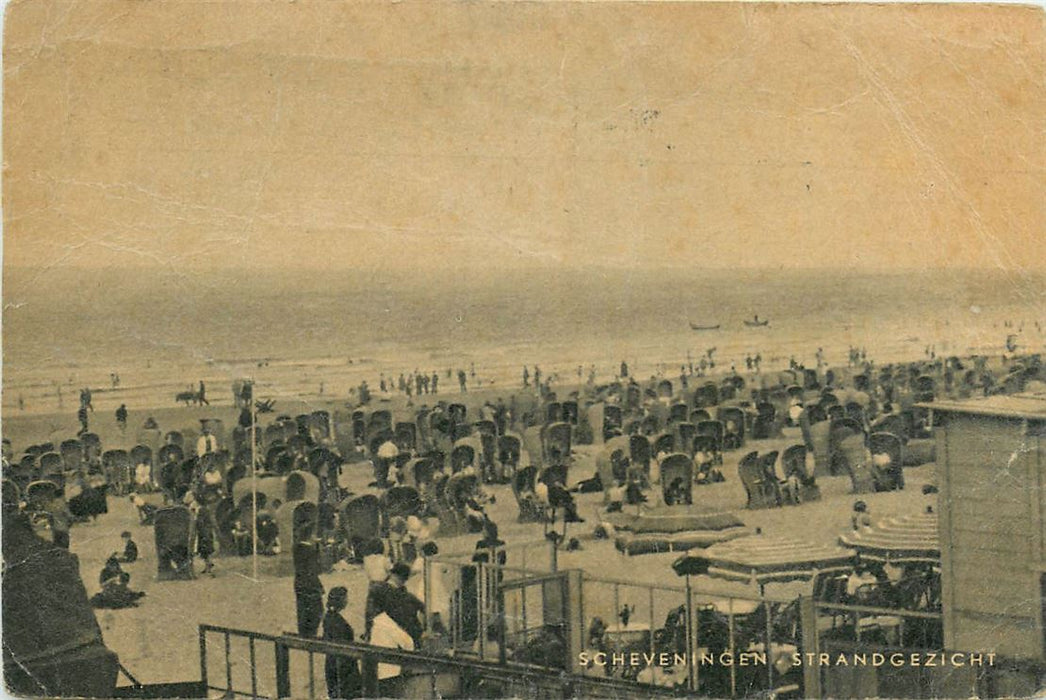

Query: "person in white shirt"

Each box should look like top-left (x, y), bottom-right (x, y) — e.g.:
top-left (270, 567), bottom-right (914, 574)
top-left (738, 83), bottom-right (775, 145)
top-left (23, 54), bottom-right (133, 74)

top-left (406, 541), bottom-right (449, 629)
top-left (134, 462), bottom-right (153, 492)
top-left (196, 427), bottom-right (218, 458)
top-left (370, 611), bottom-right (414, 680)
top-left (788, 401), bottom-right (805, 426)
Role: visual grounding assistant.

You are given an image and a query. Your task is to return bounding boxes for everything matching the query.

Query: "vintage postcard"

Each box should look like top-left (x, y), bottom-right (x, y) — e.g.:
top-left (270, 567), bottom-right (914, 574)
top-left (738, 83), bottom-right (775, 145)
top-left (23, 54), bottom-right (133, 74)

top-left (2, 1), bottom-right (1044, 698)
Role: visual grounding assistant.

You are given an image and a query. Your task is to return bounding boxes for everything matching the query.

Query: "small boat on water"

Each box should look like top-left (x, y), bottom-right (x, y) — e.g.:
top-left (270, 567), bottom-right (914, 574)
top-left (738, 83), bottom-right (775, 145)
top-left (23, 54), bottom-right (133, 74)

top-left (744, 315), bottom-right (770, 328)
top-left (689, 322), bottom-right (720, 331)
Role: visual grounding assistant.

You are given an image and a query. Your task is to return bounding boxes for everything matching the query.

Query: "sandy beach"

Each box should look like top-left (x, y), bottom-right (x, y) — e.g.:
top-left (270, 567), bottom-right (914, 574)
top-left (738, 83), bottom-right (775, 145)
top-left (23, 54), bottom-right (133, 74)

top-left (1, 363), bottom-right (946, 692)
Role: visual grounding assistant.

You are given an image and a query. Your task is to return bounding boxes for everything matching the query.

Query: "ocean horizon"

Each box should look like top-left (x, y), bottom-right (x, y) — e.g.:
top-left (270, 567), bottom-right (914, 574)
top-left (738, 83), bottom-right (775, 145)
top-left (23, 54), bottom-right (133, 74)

top-left (3, 266), bottom-right (1044, 413)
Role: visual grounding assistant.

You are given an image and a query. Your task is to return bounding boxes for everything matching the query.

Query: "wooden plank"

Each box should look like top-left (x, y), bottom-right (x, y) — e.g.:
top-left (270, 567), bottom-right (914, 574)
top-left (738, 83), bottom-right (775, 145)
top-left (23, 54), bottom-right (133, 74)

top-left (952, 612), bottom-right (1040, 659)
top-left (952, 574), bottom-right (1037, 616)
top-left (1035, 436), bottom-right (1046, 563)
top-left (947, 464), bottom-right (1030, 492)
top-left (938, 426), bottom-right (957, 651)
top-left (949, 502), bottom-right (1034, 534)
top-left (950, 528), bottom-right (1030, 556)
top-left (1033, 436), bottom-right (1045, 657)
top-left (940, 417), bottom-right (1044, 660)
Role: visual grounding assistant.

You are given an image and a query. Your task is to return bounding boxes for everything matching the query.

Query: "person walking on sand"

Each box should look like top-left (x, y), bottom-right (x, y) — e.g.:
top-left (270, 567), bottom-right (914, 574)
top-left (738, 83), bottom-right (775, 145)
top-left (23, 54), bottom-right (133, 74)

top-left (198, 381), bottom-right (209, 406)
top-left (77, 405), bottom-right (90, 435)
top-left (431, 371), bottom-right (439, 394)
top-left (83, 387), bottom-right (94, 412)
top-left (115, 404), bottom-right (128, 433)
top-left (523, 365), bottom-right (530, 387)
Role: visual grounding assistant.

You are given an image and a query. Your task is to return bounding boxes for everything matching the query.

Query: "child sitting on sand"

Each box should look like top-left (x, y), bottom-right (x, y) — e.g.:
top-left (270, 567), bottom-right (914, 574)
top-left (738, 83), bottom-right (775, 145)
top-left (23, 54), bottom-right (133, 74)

top-left (694, 450), bottom-right (724, 484)
top-left (851, 501), bottom-right (872, 530)
top-left (117, 531), bottom-right (138, 563)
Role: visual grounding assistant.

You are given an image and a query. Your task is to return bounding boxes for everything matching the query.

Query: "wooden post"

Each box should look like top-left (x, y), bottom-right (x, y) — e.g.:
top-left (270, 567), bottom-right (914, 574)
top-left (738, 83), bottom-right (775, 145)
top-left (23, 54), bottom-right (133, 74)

top-left (685, 576), bottom-right (699, 693)
top-left (198, 627), bottom-right (208, 694)
top-left (799, 596), bottom-right (821, 699)
top-left (568, 570), bottom-right (586, 675)
top-left (251, 383), bottom-right (258, 581)
top-left (274, 640), bottom-right (291, 699)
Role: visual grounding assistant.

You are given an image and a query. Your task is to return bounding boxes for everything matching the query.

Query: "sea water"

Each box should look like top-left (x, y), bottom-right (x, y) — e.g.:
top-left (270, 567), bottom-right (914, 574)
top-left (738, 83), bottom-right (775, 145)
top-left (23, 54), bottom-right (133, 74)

top-left (3, 266), bottom-right (1043, 413)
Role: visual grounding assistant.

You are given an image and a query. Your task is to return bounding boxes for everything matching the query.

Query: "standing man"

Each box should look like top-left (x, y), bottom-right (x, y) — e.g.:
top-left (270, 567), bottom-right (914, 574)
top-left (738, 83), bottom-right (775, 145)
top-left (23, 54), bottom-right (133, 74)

top-left (115, 404), bottom-right (128, 433)
top-left (294, 522), bottom-right (324, 637)
top-left (198, 381), bottom-right (209, 406)
top-left (196, 425), bottom-right (218, 458)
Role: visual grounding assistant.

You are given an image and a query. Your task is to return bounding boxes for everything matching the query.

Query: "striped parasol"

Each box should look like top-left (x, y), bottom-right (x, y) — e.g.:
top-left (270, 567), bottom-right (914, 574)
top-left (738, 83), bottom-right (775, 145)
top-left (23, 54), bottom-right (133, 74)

top-left (838, 510), bottom-right (939, 565)
top-left (675, 535), bottom-right (855, 587)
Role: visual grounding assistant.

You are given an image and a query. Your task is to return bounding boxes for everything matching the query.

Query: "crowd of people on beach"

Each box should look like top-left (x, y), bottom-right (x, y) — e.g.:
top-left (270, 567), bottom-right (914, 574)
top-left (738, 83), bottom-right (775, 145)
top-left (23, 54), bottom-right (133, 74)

top-left (4, 324), bottom-right (1044, 697)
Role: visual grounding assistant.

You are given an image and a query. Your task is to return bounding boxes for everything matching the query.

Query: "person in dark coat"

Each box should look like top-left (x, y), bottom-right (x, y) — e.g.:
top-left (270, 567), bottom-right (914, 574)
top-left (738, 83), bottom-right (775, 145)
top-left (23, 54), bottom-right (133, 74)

top-left (118, 531), bottom-right (138, 563)
top-left (385, 563), bottom-right (424, 646)
top-left (294, 523), bottom-right (324, 637)
top-left (195, 506), bottom-right (215, 574)
top-left (323, 587), bottom-right (362, 699)
top-left (91, 572), bottom-right (145, 609)
top-left (100, 554), bottom-right (123, 586)
top-left (77, 405), bottom-right (89, 435)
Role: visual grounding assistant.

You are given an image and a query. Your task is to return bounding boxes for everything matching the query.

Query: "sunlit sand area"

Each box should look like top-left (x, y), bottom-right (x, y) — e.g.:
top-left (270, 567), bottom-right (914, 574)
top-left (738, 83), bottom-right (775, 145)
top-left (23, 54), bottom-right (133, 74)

top-left (2, 363), bottom-right (952, 691)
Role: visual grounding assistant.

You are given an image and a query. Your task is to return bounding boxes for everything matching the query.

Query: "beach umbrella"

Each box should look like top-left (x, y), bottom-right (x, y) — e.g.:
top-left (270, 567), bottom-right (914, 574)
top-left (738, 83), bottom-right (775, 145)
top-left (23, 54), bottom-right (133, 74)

top-left (675, 535), bottom-right (855, 589)
top-left (673, 534), bottom-right (853, 694)
top-left (838, 510), bottom-right (939, 565)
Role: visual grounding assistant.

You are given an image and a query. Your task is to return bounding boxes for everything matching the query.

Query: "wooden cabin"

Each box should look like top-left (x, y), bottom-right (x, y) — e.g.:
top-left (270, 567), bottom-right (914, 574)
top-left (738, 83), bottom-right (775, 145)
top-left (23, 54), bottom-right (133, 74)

top-left (926, 393), bottom-right (1046, 670)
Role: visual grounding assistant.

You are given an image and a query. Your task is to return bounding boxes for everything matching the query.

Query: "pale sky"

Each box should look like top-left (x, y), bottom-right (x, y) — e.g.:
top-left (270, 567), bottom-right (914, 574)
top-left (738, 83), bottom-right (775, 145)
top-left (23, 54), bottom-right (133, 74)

top-left (3, 1), bottom-right (1043, 271)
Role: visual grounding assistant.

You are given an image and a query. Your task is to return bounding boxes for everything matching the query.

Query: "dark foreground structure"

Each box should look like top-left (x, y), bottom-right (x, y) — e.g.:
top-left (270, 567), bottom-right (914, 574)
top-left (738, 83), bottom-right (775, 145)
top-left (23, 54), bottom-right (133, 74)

top-left (2, 490), bottom-right (120, 697)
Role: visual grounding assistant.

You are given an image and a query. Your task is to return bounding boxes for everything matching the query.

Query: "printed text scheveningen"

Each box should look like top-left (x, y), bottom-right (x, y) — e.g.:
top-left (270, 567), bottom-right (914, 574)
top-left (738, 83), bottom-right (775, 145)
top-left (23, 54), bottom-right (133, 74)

top-left (578, 651), bottom-right (996, 668)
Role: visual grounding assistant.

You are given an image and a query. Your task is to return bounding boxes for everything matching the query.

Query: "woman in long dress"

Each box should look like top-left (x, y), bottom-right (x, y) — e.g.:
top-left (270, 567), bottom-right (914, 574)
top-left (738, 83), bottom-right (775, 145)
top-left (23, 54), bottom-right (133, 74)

top-left (194, 502), bottom-right (215, 575)
top-left (322, 587), bottom-right (362, 699)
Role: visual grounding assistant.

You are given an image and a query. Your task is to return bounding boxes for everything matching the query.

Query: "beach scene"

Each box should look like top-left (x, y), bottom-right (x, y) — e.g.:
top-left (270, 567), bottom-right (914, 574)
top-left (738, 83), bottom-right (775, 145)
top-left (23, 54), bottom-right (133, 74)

top-left (4, 267), bottom-right (1042, 420)
top-left (3, 1), bottom-right (1044, 698)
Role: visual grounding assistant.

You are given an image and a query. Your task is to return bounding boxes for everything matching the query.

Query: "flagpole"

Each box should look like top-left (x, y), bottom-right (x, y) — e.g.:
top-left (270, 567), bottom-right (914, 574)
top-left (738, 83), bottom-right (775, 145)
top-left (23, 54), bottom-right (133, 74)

top-left (250, 380), bottom-right (258, 581)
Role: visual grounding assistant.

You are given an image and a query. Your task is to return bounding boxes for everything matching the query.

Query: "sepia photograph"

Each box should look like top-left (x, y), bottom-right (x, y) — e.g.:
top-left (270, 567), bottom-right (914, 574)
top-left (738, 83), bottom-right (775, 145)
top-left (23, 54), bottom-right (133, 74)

top-left (2, 1), bottom-right (1044, 697)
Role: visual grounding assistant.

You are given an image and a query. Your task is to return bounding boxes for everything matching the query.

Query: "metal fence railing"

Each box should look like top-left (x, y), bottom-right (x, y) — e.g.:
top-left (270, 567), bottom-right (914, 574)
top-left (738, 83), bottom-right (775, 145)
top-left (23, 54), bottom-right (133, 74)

top-left (416, 554), bottom-right (799, 697)
top-left (198, 584), bottom-right (1002, 699)
top-left (198, 624), bottom-right (679, 699)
